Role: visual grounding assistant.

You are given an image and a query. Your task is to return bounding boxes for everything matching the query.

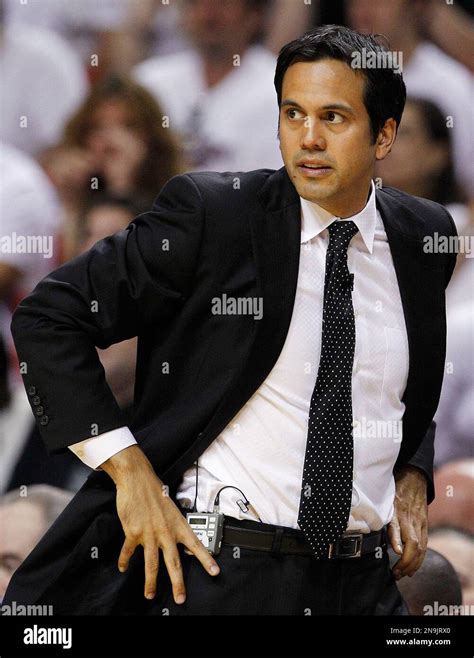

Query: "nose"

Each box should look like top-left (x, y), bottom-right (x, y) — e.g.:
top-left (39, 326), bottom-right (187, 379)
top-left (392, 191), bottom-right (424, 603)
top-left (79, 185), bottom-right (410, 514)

top-left (300, 117), bottom-right (327, 152)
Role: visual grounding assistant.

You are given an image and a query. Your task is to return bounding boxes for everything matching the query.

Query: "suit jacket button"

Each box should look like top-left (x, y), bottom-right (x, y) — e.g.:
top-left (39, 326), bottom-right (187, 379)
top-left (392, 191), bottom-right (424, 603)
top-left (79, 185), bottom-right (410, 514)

top-left (32, 396), bottom-right (41, 405)
top-left (35, 406), bottom-right (44, 416)
top-left (40, 415), bottom-right (49, 426)
top-left (28, 386), bottom-right (36, 396)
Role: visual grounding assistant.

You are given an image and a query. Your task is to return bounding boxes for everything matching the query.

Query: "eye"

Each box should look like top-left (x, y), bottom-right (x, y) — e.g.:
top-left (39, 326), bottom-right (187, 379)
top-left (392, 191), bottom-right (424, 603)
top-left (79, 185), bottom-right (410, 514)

top-left (286, 108), bottom-right (305, 120)
top-left (325, 111), bottom-right (344, 124)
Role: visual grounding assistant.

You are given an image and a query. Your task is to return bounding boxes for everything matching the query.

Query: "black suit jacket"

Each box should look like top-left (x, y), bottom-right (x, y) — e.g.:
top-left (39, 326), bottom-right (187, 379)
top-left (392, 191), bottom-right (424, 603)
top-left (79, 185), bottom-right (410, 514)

top-left (4, 167), bottom-right (456, 613)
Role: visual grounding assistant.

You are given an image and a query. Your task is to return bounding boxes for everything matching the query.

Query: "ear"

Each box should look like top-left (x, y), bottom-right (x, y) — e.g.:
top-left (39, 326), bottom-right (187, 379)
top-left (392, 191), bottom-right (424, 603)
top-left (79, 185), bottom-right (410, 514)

top-left (375, 118), bottom-right (398, 161)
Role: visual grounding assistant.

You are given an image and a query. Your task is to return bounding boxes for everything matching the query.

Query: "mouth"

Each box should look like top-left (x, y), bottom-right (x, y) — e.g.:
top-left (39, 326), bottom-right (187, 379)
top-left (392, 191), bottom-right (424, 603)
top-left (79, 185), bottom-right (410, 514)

top-left (297, 162), bottom-right (333, 178)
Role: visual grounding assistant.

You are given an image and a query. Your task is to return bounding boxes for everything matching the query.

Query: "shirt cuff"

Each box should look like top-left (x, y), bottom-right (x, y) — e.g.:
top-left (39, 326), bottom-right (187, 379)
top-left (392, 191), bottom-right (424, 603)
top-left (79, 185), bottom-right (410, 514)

top-left (68, 426), bottom-right (137, 470)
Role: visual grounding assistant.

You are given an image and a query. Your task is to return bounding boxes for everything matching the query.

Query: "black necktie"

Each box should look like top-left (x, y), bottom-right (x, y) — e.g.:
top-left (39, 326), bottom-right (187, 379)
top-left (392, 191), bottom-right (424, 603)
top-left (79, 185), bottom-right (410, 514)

top-left (298, 219), bottom-right (359, 557)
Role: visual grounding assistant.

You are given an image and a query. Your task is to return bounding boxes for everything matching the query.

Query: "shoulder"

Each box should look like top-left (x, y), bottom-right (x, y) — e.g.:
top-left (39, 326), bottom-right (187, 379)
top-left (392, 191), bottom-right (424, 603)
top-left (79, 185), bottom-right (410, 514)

top-left (187, 168), bottom-right (276, 195)
top-left (151, 169), bottom-right (276, 214)
top-left (377, 186), bottom-right (457, 237)
top-left (163, 168), bottom-right (276, 203)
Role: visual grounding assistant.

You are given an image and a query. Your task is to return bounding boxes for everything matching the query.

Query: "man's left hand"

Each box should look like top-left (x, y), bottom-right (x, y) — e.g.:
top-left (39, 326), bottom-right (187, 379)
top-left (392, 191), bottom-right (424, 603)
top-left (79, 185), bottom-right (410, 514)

top-left (388, 465), bottom-right (428, 580)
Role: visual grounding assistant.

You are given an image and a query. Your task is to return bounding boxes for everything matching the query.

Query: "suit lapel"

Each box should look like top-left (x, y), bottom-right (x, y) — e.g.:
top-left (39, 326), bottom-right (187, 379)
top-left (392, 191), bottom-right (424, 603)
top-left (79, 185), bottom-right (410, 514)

top-left (198, 167), bottom-right (302, 444)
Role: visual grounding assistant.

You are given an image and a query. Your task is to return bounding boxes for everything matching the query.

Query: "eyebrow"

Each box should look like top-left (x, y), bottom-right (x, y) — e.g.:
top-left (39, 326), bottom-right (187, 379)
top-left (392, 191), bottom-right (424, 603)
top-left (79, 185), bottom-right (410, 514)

top-left (280, 99), bottom-right (355, 116)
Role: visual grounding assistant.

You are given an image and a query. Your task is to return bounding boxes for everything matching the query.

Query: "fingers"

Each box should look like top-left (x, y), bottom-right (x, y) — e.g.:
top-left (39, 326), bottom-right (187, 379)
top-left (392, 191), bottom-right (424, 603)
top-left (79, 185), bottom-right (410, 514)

top-left (144, 540), bottom-right (159, 600)
top-left (387, 513), bottom-right (403, 555)
top-left (118, 537), bottom-right (137, 574)
top-left (392, 534), bottom-right (422, 579)
top-left (162, 544), bottom-right (186, 605)
top-left (180, 526), bottom-right (220, 577)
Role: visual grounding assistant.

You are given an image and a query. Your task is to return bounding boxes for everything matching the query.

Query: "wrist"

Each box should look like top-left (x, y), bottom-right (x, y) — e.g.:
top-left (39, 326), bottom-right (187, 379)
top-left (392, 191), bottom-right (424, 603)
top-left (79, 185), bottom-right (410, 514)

top-left (101, 444), bottom-right (154, 484)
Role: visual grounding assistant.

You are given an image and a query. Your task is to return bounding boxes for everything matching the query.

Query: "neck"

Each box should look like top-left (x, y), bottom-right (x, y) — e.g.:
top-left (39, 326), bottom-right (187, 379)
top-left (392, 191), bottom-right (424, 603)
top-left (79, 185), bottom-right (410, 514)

top-left (318, 181), bottom-right (373, 219)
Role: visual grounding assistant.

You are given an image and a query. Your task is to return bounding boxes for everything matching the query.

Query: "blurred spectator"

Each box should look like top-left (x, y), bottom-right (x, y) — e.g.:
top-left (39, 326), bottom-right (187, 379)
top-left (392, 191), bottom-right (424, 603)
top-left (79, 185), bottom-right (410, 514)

top-left (0, 143), bottom-right (61, 301)
top-left (428, 527), bottom-right (474, 607)
top-left (0, 485), bottom-right (73, 601)
top-left (389, 547), bottom-right (462, 615)
top-left (40, 75), bottom-right (183, 261)
top-left (420, 0), bottom-right (474, 73)
top-left (108, 0), bottom-right (190, 75)
top-left (134, 0), bottom-right (283, 171)
top-left (0, 142), bottom-right (61, 383)
top-left (0, 330), bottom-right (31, 492)
top-left (0, 15), bottom-right (88, 156)
top-left (429, 460), bottom-right (474, 532)
top-left (376, 98), bottom-right (469, 233)
top-left (0, 328), bottom-right (89, 495)
top-left (347, 0), bottom-right (473, 196)
top-left (78, 194), bottom-right (141, 253)
top-left (3, 0), bottom-right (130, 72)
top-left (434, 304), bottom-right (473, 466)
top-left (263, 0), bottom-right (315, 54)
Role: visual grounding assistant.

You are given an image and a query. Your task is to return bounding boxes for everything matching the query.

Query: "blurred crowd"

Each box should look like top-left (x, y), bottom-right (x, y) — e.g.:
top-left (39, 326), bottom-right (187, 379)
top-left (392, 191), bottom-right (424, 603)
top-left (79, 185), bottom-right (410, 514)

top-left (0, 0), bottom-right (472, 613)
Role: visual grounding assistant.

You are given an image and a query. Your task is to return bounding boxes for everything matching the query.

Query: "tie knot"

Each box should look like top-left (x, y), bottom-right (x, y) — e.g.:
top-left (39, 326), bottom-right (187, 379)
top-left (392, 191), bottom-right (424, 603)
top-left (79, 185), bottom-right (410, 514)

top-left (327, 220), bottom-right (359, 251)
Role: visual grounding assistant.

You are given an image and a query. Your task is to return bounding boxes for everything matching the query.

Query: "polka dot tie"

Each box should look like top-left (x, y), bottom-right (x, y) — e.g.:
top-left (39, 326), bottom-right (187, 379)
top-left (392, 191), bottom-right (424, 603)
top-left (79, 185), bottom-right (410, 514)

top-left (297, 219), bottom-right (359, 557)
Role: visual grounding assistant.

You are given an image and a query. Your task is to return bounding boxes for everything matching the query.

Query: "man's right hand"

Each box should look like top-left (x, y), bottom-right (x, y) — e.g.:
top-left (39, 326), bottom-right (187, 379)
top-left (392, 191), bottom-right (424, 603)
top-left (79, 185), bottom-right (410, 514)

top-left (101, 445), bottom-right (220, 604)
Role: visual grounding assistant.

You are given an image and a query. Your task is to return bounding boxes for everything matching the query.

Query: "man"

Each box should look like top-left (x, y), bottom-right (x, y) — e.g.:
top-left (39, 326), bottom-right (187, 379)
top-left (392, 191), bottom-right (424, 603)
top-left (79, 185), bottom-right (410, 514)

top-left (4, 26), bottom-right (456, 615)
top-left (0, 486), bottom-right (73, 602)
top-left (134, 0), bottom-right (283, 171)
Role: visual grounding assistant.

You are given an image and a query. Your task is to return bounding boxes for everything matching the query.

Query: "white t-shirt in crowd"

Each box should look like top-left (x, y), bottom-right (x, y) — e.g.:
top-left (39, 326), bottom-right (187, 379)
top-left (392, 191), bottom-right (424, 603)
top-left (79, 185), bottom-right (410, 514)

top-left (0, 24), bottom-right (88, 156)
top-left (134, 45), bottom-right (283, 172)
top-left (0, 143), bottom-right (61, 383)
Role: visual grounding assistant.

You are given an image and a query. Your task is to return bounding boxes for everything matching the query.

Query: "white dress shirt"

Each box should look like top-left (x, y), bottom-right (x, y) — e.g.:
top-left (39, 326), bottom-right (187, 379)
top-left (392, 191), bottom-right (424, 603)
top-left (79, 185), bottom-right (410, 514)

top-left (70, 181), bottom-right (409, 533)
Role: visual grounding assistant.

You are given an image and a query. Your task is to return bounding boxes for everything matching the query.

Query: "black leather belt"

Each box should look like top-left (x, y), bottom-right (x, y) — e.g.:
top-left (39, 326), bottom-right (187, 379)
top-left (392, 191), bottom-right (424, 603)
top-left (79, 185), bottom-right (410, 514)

top-left (222, 521), bottom-right (387, 559)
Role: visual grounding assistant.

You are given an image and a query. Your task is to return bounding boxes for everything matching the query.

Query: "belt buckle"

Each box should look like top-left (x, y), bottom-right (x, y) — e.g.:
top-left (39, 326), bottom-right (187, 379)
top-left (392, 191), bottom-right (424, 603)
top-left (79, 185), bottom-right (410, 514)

top-left (328, 533), bottom-right (363, 559)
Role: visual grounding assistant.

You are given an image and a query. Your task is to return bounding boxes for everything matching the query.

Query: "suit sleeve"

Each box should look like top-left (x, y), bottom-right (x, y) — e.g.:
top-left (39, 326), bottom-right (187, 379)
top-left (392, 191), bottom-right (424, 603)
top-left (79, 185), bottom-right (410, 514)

top-left (441, 205), bottom-right (458, 287)
top-left (392, 204), bottom-right (457, 504)
top-left (401, 421), bottom-right (436, 504)
top-left (10, 174), bottom-right (204, 453)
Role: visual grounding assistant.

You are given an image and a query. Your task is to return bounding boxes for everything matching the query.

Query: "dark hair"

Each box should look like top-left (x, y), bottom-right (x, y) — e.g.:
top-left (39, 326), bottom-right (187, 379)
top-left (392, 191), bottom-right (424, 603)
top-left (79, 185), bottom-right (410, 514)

top-left (274, 25), bottom-right (406, 143)
top-left (77, 193), bottom-right (143, 247)
top-left (62, 75), bottom-right (183, 208)
top-left (406, 97), bottom-right (464, 205)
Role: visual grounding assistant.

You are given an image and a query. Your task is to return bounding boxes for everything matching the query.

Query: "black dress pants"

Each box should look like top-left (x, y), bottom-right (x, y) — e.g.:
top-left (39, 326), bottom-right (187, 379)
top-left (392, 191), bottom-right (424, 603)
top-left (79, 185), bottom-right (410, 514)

top-left (143, 515), bottom-right (409, 616)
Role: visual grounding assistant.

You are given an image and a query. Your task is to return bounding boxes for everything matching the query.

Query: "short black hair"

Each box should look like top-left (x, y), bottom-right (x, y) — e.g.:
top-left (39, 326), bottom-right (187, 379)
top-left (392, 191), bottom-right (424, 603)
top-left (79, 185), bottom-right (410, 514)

top-left (274, 24), bottom-right (406, 143)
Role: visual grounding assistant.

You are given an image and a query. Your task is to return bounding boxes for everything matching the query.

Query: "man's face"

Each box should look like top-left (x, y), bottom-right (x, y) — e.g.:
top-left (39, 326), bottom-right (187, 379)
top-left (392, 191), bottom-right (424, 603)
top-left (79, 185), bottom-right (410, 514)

top-left (346, 0), bottom-right (408, 43)
top-left (278, 59), bottom-right (381, 217)
top-left (0, 501), bottom-right (46, 600)
top-left (181, 0), bottom-right (262, 57)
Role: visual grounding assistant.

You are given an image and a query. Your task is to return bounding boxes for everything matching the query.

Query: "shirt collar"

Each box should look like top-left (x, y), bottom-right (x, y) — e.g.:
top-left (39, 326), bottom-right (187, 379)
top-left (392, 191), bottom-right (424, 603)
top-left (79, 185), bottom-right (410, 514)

top-left (299, 180), bottom-right (377, 254)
